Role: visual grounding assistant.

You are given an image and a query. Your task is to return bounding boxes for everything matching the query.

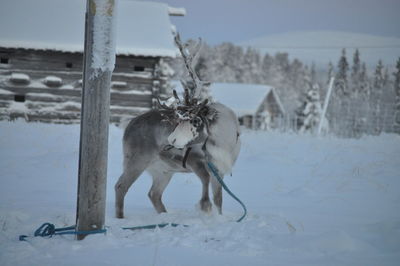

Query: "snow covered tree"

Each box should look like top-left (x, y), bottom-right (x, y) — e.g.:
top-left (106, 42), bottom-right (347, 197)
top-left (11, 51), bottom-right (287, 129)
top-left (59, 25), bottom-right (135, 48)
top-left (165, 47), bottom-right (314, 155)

top-left (359, 62), bottom-right (370, 98)
top-left (261, 53), bottom-right (273, 83)
top-left (393, 58), bottom-right (400, 133)
top-left (373, 60), bottom-right (385, 90)
top-left (351, 49), bottom-right (361, 97)
top-left (349, 61), bottom-right (370, 137)
top-left (383, 67), bottom-right (390, 89)
top-left (288, 59), bottom-right (307, 92)
top-left (272, 53), bottom-right (291, 86)
top-left (297, 84), bottom-right (327, 133)
top-left (370, 60), bottom-right (385, 134)
top-left (296, 74), bottom-right (327, 133)
top-left (329, 49), bottom-right (351, 136)
top-left (208, 42), bottom-right (240, 83)
top-left (267, 53), bottom-right (286, 87)
top-left (334, 48), bottom-right (349, 97)
top-left (310, 62), bottom-right (317, 84)
top-left (195, 55), bottom-right (209, 81)
top-left (347, 49), bottom-right (370, 137)
top-left (241, 47), bottom-right (262, 83)
top-left (275, 52), bottom-right (290, 75)
top-left (270, 54), bottom-right (306, 114)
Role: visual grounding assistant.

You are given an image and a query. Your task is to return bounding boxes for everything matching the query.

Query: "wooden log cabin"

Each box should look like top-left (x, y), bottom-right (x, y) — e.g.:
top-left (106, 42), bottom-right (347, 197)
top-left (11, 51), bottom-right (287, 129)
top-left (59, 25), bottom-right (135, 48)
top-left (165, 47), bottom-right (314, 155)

top-left (0, 0), bottom-right (184, 124)
top-left (208, 83), bottom-right (286, 130)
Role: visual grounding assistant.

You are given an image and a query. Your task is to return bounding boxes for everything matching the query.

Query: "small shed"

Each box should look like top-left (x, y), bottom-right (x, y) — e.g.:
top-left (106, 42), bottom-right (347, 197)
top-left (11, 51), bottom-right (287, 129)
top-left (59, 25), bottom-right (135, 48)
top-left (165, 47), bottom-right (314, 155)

top-left (209, 83), bottom-right (285, 130)
top-left (0, 0), bottom-right (183, 123)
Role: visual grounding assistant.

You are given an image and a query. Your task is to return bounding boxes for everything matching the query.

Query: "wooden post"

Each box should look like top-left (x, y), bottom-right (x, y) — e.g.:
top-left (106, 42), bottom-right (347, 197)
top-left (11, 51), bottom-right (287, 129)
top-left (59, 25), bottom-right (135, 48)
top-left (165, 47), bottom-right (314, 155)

top-left (76, 0), bottom-right (117, 240)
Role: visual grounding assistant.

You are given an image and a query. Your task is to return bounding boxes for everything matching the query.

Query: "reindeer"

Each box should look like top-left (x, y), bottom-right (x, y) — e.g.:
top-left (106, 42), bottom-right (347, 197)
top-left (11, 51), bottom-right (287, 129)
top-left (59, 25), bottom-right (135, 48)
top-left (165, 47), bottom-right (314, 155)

top-left (115, 35), bottom-right (241, 218)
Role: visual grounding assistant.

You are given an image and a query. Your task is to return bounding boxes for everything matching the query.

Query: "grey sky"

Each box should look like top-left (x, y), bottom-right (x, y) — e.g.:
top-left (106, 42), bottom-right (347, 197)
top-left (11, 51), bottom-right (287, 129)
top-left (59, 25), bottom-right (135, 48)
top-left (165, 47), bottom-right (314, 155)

top-left (155, 0), bottom-right (400, 44)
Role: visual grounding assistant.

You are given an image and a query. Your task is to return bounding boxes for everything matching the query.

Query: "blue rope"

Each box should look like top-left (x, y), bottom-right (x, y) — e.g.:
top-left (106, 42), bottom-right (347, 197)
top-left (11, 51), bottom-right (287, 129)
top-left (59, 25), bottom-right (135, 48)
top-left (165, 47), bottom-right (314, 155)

top-left (207, 161), bottom-right (247, 222)
top-left (18, 222), bottom-right (189, 241)
top-left (19, 223), bottom-right (106, 241)
top-left (122, 223), bottom-right (188, 230)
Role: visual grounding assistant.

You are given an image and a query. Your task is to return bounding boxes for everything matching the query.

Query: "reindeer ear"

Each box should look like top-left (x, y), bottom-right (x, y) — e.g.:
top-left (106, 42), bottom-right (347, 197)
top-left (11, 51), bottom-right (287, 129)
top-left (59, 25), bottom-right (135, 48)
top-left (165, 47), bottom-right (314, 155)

top-left (172, 90), bottom-right (181, 103)
top-left (206, 108), bottom-right (218, 121)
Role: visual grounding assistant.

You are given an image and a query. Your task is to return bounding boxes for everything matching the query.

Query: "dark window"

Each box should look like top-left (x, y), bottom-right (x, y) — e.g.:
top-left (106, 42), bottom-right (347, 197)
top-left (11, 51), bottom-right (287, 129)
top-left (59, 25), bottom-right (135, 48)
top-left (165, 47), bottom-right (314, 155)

top-left (66, 62), bottom-right (73, 68)
top-left (0, 57), bottom-right (9, 64)
top-left (14, 95), bottom-right (26, 102)
top-left (134, 66), bottom-right (145, 72)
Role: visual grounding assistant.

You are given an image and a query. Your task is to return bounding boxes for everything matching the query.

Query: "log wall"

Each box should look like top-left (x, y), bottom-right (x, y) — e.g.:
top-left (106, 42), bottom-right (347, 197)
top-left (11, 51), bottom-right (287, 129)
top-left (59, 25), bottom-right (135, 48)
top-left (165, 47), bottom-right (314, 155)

top-left (0, 48), bottom-right (169, 124)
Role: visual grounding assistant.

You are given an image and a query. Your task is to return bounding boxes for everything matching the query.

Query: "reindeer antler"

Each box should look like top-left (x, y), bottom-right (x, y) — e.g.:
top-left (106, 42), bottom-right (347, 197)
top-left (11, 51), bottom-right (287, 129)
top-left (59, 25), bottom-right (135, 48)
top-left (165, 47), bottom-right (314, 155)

top-left (155, 33), bottom-right (212, 125)
top-left (174, 33), bottom-right (206, 104)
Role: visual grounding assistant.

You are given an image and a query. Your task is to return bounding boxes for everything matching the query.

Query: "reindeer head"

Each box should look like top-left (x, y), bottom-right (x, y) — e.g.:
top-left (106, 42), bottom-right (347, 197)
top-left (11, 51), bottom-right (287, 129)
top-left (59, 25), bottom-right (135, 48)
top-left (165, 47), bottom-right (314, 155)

top-left (165, 100), bottom-right (216, 149)
top-left (159, 34), bottom-right (215, 150)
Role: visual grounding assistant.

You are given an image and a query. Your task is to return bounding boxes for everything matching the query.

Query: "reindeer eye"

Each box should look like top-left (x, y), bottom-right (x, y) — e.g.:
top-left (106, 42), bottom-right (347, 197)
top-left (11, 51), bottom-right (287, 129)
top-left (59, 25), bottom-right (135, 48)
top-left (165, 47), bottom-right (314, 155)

top-left (191, 117), bottom-right (202, 128)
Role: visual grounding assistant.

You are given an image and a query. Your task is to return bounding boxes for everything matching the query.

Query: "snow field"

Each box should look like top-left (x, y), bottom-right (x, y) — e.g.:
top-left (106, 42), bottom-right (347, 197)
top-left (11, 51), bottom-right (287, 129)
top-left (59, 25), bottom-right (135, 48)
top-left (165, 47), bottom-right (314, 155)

top-left (0, 121), bottom-right (399, 266)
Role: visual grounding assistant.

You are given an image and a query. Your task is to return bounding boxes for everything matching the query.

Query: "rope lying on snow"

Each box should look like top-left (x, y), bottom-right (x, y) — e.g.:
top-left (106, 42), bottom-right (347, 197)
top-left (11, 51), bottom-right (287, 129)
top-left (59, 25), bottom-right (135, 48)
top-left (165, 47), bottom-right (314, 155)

top-left (121, 223), bottom-right (189, 231)
top-left (19, 161), bottom-right (247, 241)
top-left (19, 223), bottom-right (106, 241)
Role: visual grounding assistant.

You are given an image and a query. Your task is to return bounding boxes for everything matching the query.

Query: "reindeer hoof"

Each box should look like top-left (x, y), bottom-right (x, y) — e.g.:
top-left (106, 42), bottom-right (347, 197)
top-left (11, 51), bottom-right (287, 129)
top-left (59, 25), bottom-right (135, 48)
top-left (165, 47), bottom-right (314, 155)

top-left (200, 199), bottom-right (212, 213)
top-left (116, 211), bottom-right (124, 219)
top-left (156, 208), bottom-right (167, 214)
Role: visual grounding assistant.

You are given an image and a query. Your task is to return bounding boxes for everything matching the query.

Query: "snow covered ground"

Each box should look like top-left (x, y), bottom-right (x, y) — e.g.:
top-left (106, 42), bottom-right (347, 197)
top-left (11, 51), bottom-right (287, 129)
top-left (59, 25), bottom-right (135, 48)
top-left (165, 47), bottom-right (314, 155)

top-left (0, 120), bottom-right (399, 266)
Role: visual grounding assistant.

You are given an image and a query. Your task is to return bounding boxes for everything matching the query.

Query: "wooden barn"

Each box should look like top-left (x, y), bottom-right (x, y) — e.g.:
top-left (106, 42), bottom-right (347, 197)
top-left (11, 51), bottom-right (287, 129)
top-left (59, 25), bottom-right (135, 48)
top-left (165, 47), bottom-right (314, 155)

top-left (0, 0), bottom-right (184, 124)
top-left (208, 83), bottom-right (285, 130)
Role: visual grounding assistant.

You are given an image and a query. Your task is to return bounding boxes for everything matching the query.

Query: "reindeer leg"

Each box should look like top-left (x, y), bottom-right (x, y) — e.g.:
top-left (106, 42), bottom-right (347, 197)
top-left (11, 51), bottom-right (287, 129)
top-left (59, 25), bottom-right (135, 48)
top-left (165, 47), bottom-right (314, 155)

top-left (210, 174), bottom-right (223, 214)
top-left (147, 169), bottom-right (173, 213)
top-left (189, 161), bottom-right (212, 213)
top-left (115, 155), bottom-right (151, 218)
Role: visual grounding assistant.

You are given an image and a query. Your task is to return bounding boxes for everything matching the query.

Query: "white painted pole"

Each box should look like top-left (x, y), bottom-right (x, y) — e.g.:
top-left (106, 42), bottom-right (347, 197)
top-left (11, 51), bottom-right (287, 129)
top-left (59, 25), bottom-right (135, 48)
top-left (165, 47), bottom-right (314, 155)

top-left (76, 0), bottom-right (117, 240)
top-left (317, 77), bottom-right (335, 136)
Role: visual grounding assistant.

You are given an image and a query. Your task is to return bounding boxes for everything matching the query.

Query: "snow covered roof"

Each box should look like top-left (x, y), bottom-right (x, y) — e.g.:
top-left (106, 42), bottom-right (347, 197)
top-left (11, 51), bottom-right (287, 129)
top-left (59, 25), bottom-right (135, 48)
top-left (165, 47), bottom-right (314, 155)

top-left (209, 83), bottom-right (285, 116)
top-left (0, 0), bottom-right (178, 57)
